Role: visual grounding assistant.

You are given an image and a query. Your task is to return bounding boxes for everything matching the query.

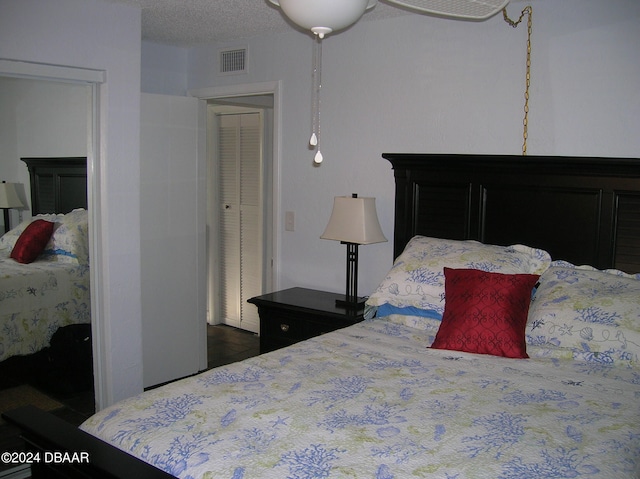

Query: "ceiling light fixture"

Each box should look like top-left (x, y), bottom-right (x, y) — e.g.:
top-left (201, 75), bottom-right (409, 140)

top-left (268, 0), bottom-right (377, 39)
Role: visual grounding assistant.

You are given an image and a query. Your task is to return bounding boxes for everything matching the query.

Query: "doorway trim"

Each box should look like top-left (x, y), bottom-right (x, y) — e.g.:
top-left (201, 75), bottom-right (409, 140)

top-left (0, 58), bottom-right (107, 409)
top-left (190, 81), bottom-right (282, 295)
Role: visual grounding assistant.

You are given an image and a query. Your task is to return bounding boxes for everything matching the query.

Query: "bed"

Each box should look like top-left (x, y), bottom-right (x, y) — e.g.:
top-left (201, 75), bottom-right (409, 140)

top-left (0, 157), bottom-right (90, 362)
top-left (4, 154), bottom-right (640, 479)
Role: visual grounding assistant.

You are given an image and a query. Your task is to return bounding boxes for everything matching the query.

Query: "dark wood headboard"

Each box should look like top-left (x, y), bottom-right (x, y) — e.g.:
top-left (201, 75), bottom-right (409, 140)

top-left (21, 157), bottom-right (87, 215)
top-left (383, 153), bottom-right (640, 274)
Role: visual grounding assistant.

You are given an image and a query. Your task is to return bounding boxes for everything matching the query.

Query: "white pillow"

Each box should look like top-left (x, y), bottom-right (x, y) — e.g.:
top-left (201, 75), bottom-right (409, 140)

top-left (526, 262), bottom-right (640, 365)
top-left (42, 209), bottom-right (89, 264)
top-left (367, 236), bottom-right (551, 318)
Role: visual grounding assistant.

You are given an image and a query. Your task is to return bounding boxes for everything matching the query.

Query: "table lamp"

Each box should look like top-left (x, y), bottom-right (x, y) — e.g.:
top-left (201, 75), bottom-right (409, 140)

top-left (0, 181), bottom-right (24, 234)
top-left (321, 193), bottom-right (386, 310)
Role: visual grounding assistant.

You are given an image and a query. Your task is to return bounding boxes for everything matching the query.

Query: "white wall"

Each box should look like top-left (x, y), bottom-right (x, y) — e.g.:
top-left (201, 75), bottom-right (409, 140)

top-left (177, 0), bottom-right (640, 297)
top-left (0, 0), bottom-right (143, 406)
top-left (0, 77), bottom-right (87, 228)
top-left (142, 42), bottom-right (189, 96)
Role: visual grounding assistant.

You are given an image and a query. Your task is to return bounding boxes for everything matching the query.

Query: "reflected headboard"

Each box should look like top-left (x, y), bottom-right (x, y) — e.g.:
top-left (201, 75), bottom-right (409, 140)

top-left (21, 157), bottom-right (87, 215)
top-left (383, 153), bottom-right (640, 274)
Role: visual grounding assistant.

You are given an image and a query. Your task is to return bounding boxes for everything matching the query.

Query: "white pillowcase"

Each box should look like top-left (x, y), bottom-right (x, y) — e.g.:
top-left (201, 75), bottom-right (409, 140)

top-left (42, 209), bottom-right (89, 264)
top-left (526, 262), bottom-right (640, 365)
top-left (366, 235), bottom-right (551, 318)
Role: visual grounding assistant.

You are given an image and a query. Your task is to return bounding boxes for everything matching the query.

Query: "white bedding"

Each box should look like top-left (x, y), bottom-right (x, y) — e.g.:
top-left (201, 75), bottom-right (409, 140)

top-left (81, 317), bottom-right (640, 479)
top-left (0, 254), bottom-right (90, 361)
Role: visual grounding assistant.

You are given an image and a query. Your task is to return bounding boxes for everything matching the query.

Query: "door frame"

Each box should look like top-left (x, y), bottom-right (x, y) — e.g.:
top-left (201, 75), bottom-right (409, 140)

top-left (190, 81), bottom-right (282, 324)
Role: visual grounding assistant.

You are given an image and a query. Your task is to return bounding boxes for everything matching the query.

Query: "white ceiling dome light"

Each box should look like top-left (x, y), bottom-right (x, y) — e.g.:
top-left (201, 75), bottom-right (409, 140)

top-left (268, 0), bottom-right (378, 38)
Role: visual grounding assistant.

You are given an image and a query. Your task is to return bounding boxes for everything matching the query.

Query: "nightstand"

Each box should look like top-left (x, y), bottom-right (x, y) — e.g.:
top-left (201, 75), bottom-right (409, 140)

top-left (248, 287), bottom-right (365, 353)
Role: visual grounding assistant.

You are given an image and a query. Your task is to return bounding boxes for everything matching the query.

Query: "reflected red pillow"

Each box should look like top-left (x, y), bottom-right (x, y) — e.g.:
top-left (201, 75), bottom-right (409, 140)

top-left (431, 267), bottom-right (539, 358)
top-left (10, 219), bottom-right (55, 264)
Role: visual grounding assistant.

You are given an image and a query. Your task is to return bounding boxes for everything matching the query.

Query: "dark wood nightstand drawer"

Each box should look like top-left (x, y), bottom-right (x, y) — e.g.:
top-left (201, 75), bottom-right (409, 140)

top-left (248, 287), bottom-right (365, 353)
top-left (262, 309), bottom-right (309, 342)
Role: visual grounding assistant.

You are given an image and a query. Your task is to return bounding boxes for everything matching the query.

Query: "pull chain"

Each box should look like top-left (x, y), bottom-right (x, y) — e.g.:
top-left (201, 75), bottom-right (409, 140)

top-left (503, 6), bottom-right (532, 156)
top-left (310, 34), bottom-right (323, 164)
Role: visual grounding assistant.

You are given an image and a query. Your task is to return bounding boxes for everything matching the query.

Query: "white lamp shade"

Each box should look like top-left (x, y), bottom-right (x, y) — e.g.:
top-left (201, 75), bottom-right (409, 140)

top-left (0, 182), bottom-right (24, 209)
top-left (269, 0), bottom-right (377, 36)
top-left (321, 196), bottom-right (387, 245)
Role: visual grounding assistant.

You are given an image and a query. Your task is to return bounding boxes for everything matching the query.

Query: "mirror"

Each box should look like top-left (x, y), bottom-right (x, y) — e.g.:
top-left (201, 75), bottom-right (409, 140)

top-left (0, 75), bottom-right (96, 422)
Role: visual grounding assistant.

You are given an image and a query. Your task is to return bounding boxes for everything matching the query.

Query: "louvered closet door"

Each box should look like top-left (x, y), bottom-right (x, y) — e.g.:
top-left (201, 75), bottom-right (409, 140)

top-left (218, 112), bottom-right (262, 333)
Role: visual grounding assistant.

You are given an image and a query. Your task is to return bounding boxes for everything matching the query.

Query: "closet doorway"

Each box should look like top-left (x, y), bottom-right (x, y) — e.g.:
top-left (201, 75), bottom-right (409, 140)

top-left (207, 95), bottom-right (274, 333)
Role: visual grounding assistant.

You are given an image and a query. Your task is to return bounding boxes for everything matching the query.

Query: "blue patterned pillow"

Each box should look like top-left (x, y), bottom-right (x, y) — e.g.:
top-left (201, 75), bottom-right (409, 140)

top-left (366, 236), bottom-right (551, 319)
top-left (526, 263), bottom-right (640, 365)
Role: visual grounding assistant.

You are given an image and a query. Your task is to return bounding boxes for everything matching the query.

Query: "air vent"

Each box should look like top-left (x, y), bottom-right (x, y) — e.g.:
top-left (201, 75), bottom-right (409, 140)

top-left (220, 47), bottom-right (247, 75)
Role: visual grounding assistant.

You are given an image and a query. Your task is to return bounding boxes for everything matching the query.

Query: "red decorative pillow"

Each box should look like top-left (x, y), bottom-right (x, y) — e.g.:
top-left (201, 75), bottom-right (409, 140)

top-left (10, 219), bottom-right (55, 264)
top-left (431, 268), bottom-right (540, 358)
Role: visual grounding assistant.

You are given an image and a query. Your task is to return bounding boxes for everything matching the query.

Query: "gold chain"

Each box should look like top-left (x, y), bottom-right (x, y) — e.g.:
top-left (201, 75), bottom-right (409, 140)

top-left (503, 6), bottom-right (533, 156)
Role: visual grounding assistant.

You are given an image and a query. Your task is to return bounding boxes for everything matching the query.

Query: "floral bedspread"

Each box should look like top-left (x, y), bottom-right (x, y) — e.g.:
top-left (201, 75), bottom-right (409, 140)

top-left (0, 255), bottom-right (90, 361)
top-left (82, 319), bottom-right (640, 479)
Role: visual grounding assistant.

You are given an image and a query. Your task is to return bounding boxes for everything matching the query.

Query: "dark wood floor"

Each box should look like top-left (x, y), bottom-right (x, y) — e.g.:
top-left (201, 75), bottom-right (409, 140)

top-left (207, 323), bottom-right (260, 369)
top-left (0, 324), bottom-right (259, 478)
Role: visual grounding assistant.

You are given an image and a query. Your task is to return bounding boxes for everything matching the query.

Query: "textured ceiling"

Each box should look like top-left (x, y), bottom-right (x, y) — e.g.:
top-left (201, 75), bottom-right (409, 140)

top-left (104, 0), bottom-right (413, 47)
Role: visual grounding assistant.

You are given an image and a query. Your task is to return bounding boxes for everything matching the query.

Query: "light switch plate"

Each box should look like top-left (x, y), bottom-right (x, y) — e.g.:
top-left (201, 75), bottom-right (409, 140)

top-left (285, 211), bottom-right (295, 231)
